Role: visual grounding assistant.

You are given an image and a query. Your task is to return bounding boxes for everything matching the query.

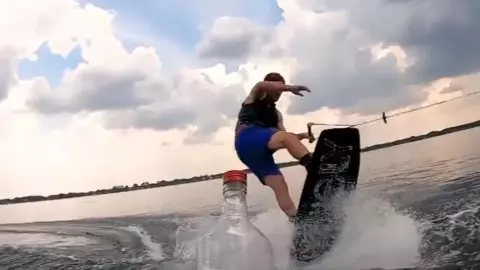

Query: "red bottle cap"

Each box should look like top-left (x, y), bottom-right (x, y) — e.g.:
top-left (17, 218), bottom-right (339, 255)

top-left (223, 170), bottom-right (247, 184)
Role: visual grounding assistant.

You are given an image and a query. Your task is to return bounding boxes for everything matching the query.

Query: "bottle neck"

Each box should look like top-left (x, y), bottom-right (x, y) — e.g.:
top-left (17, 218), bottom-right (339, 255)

top-left (221, 181), bottom-right (248, 217)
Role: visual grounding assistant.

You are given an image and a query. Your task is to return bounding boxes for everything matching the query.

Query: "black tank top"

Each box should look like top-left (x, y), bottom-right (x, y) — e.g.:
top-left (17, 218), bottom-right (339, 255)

top-left (237, 97), bottom-right (278, 128)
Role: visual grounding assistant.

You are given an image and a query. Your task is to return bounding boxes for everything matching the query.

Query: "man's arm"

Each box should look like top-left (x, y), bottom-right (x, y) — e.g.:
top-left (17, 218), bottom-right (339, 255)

top-left (276, 110), bottom-right (310, 140)
top-left (244, 82), bottom-right (310, 104)
top-left (256, 81), bottom-right (298, 94)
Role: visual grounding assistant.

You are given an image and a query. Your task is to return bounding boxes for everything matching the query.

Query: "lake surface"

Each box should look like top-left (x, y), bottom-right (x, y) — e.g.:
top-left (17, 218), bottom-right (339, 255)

top-left (0, 128), bottom-right (479, 269)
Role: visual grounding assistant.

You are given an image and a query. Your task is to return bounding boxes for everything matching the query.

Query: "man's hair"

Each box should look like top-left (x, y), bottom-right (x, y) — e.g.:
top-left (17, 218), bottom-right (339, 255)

top-left (264, 72), bottom-right (285, 83)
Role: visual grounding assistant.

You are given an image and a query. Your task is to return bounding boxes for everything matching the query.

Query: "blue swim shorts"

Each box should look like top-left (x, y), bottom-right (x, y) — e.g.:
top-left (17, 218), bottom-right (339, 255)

top-left (234, 125), bottom-right (282, 184)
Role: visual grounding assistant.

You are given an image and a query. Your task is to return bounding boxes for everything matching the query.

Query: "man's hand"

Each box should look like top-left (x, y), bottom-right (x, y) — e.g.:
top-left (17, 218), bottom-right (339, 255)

top-left (306, 122), bottom-right (316, 143)
top-left (290, 85), bottom-right (311, 96)
top-left (297, 132), bottom-right (316, 143)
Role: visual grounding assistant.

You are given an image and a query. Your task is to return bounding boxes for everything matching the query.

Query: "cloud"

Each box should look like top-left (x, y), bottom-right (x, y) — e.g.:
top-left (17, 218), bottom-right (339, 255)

top-left (194, 0), bottom-right (416, 115)
top-left (0, 48), bottom-right (17, 100)
top-left (7, 0), bottom-right (243, 139)
top-left (440, 81), bottom-right (463, 95)
top-left (29, 58), bottom-right (152, 114)
top-left (299, 0), bottom-right (480, 108)
top-left (196, 17), bottom-right (277, 62)
top-left (28, 46), bottom-right (246, 137)
top-left (23, 0), bottom-right (478, 140)
top-left (4, 0), bottom-right (480, 138)
top-left (339, 0), bottom-right (480, 84)
top-left (0, 0), bottom-right (479, 199)
top-left (197, 0), bottom-right (480, 117)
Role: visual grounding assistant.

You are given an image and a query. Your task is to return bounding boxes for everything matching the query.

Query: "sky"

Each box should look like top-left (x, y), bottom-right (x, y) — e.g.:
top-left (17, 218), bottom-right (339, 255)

top-left (1, 0), bottom-right (480, 199)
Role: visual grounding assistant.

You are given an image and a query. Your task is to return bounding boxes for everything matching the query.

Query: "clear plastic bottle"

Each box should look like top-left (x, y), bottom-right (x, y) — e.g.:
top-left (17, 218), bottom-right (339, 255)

top-left (195, 170), bottom-right (275, 270)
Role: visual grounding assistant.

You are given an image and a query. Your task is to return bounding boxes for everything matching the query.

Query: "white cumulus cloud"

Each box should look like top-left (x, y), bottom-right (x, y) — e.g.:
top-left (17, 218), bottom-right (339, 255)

top-left (0, 0), bottom-right (478, 198)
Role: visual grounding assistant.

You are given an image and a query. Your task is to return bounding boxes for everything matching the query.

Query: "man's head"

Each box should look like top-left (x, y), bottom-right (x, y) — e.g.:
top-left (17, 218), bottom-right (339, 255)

top-left (264, 72), bottom-right (285, 102)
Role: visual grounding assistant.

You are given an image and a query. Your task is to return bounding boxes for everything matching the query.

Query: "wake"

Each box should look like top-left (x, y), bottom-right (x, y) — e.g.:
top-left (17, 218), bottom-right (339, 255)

top-left (173, 190), bottom-right (423, 270)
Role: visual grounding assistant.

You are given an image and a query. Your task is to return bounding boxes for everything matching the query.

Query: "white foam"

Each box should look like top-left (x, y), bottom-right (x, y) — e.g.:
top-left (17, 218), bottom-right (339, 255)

top-left (174, 212), bottom-right (291, 269)
top-left (124, 225), bottom-right (166, 261)
top-left (173, 215), bottom-right (218, 261)
top-left (251, 190), bottom-right (423, 270)
top-left (250, 209), bottom-right (295, 270)
top-left (173, 189), bottom-right (422, 269)
top-left (312, 191), bottom-right (422, 270)
top-left (0, 232), bottom-right (94, 248)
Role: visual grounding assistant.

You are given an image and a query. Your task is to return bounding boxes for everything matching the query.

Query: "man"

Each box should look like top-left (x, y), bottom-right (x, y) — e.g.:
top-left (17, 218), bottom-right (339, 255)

top-left (234, 72), bottom-right (314, 219)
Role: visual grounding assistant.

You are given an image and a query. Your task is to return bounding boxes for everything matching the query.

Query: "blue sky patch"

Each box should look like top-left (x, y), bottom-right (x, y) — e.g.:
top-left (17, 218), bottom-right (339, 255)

top-left (17, 43), bottom-right (82, 87)
top-left (88, 0), bottom-right (283, 51)
top-left (16, 0), bottom-right (284, 84)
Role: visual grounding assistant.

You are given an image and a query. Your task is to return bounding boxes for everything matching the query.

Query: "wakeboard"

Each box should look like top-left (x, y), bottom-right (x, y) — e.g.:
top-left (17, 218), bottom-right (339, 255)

top-left (291, 127), bottom-right (361, 263)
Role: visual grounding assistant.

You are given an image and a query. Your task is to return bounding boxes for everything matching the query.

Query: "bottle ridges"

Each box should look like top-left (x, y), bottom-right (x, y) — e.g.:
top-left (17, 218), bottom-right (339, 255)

top-left (222, 170), bottom-right (247, 184)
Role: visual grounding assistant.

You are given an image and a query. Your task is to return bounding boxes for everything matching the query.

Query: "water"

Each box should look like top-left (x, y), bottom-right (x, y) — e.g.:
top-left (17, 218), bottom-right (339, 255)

top-left (0, 128), bottom-right (479, 269)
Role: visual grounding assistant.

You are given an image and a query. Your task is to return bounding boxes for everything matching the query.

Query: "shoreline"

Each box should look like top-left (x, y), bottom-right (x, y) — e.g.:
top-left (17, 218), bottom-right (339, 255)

top-left (1, 119), bottom-right (479, 205)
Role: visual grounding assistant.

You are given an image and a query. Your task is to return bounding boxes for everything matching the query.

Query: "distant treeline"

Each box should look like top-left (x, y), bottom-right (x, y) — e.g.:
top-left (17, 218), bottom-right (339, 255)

top-left (1, 119), bottom-right (479, 205)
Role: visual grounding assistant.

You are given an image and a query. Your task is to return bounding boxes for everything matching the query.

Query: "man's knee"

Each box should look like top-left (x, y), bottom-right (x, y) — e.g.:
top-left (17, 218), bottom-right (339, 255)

top-left (268, 130), bottom-right (297, 150)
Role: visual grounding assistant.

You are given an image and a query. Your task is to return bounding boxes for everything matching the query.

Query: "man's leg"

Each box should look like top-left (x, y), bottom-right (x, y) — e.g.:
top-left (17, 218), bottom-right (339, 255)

top-left (256, 151), bottom-right (298, 219)
top-left (264, 131), bottom-right (313, 219)
top-left (234, 127), bottom-right (306, 218)
top-left (267, 131), bottom-right (312, 169)
top-left (264, 174), bottom-right (297, 218)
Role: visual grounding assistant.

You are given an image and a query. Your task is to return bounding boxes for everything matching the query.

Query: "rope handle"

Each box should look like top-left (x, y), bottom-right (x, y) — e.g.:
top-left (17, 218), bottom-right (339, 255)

top-left (306, 122), bottom-right (316, 143)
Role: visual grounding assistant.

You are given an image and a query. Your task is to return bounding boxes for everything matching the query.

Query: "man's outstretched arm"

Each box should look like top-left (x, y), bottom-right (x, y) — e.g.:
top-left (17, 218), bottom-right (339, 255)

top-left (244, 82), bottom-right (311, 104)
